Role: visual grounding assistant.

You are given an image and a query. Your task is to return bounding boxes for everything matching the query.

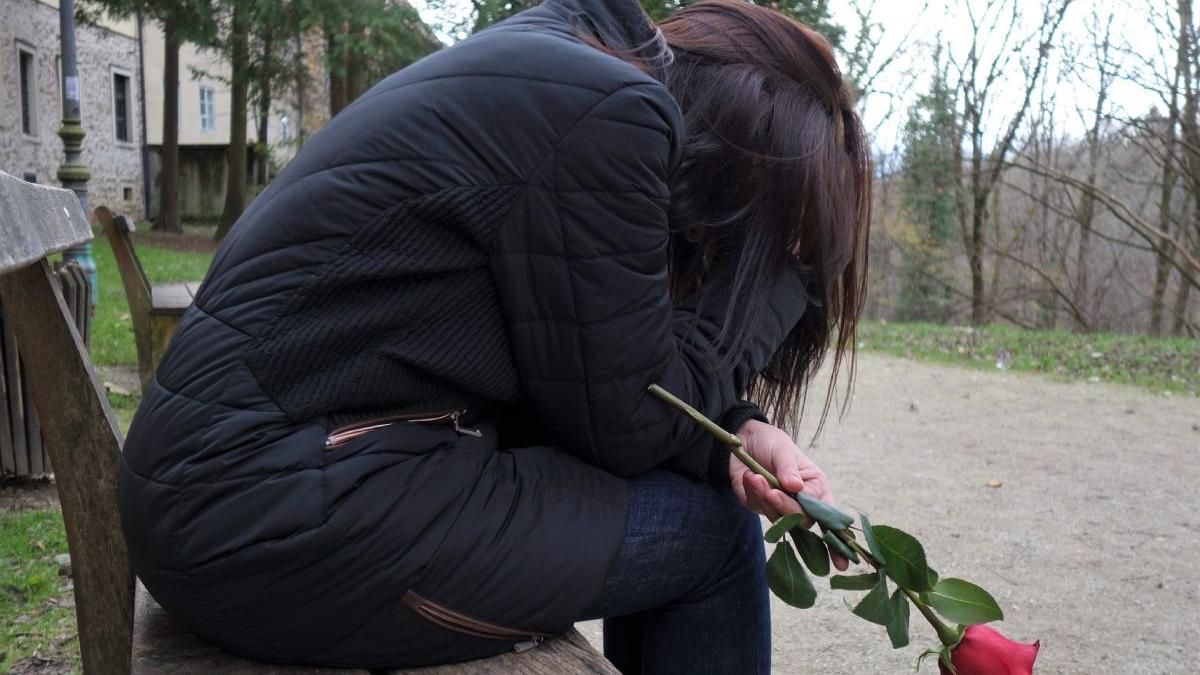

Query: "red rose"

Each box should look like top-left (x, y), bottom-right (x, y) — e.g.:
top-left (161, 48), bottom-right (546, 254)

top-left (940, 625), bottom-right (1040, 675)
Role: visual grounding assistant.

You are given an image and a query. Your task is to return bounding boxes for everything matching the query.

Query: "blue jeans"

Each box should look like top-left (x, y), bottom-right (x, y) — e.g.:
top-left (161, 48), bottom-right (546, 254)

top-left (580, 470), bottom-right (771, 675)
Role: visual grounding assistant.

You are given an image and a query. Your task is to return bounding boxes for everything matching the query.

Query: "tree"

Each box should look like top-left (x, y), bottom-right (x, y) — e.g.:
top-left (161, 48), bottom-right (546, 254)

top-left (1171, 0), bottom-right (1200, 335)
top-left (216, 0), bottom-right (250, 237)
top-left (81, 1), bottom-right (216, 234)
top-left (211, 0), bottom-right (437, 240)
top-left (323, 0), bottom-right (438, 117)
top-left (1066, 8), bottom-right (1118, 331)
top-left (897, 46), bottom-right (959, 322)
top-left (949, 0), bottom-right (1073, 325)
top-left (459, 0), bottom-right (843, 45)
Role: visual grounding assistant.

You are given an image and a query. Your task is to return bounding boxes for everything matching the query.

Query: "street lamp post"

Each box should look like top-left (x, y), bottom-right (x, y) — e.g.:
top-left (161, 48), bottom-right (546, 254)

top-left (58, 0), bottom-right (97, 304)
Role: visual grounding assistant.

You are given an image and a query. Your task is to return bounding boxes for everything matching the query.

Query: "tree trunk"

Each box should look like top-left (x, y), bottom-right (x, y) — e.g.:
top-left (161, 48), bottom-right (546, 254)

top-left (255, 30), bottom-right (272, 186)
top-left (327, 26), bottom-right (349, 117)
top-left (1151, 116), bottom-right (1179, 335)
top-left (1172, 266), bottom-right (1194, 335)
top-left (216, 3), bottom-right (250, 240)
top-left (156, 17), bottom-right (182, 234)
top-left (349, 32), bottom-right (371, 103)
top-left (969, 191), bottom-right (988, 325)
top-left (1074, 197), bottom-right (1095, 331)
top-left (256, 95), bottom-right (269, 186)
top-left (1174, 0), bottom-right (1200, 335)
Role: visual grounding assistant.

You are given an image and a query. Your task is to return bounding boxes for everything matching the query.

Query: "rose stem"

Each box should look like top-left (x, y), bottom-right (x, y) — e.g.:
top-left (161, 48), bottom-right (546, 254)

top-left (648, 383), bottom-right (962, 649)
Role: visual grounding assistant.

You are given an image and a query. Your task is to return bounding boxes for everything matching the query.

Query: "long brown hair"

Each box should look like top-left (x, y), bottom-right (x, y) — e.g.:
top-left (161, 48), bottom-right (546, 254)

top-left (658, 1), bottom-right (872, 434)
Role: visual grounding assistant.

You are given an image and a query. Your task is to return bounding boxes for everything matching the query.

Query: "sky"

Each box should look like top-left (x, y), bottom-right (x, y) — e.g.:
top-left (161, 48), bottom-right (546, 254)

top-left (409, 0), bottom-right (1175, 154)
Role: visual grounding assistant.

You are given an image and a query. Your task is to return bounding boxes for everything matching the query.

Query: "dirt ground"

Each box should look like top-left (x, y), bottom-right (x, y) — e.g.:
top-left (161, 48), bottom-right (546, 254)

top-left (577, 354), bottom-right (1200, 674)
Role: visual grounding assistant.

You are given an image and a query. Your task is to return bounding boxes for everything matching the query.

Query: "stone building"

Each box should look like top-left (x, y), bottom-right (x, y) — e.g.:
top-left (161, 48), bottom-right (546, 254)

top-left (0, 0), bottom-right (145, 216)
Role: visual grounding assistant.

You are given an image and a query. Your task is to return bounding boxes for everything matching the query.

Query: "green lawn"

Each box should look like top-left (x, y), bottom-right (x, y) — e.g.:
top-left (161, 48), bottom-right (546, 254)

top-left (0, 508), bottom-right (77, 673)
top-left (88, 234), bottom-right (215, 368)
top-left (857, 320), bottom-right (1200, 396)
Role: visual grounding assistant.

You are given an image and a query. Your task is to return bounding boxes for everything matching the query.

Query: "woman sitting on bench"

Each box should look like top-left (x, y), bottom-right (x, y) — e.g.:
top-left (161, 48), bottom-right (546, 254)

top-left (117, 0), bottom-right (870, 672)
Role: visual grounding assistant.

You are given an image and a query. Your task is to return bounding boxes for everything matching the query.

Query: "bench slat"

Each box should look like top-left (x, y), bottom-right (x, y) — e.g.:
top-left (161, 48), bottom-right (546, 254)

top-left (380, 629), bottom-right (618, 675)
top-left (0, 312), bottom-right (14, 473)
top-left (150, 284), bottom-right (194, 313)
top-left (133, 583), bottom-right (614, 675)
top-left (0, 170), bottom-right (92, 274)
top-left (1, 318), bottom-right (29, 475)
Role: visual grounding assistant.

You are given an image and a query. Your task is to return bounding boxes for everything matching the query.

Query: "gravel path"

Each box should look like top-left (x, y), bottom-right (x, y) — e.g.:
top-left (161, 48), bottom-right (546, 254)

top-left (577, 354), bottom-right (1200, 674)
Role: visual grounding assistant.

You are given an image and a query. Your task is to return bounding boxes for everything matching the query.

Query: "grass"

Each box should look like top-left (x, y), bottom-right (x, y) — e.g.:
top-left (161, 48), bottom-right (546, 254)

top-left (87, 233), bottom-right (215, 368)
top-left (0, 508), bottom-right (77, 673)
top-left (857, 320), bottom-right (1200, 396)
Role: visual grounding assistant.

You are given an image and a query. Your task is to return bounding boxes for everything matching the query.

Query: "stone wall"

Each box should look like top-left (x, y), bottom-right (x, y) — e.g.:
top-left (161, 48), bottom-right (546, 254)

top-left (0, 0), bottom-right (145, 217)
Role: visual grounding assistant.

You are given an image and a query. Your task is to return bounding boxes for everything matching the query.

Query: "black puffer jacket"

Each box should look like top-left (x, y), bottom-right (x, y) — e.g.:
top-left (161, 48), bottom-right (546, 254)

top-left (118, 0), bottom-right (808, 668)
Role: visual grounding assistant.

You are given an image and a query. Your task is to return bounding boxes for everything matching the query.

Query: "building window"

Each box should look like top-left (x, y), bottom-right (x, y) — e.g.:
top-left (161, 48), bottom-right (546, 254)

top-left (18, 46), bottom-right (37, 136)
top-left (199, 86), bottom-right (215, 133)
top-left (123, 186), bottom-right (133, 201)
top-left (112, 70), bottom-right (132, 143)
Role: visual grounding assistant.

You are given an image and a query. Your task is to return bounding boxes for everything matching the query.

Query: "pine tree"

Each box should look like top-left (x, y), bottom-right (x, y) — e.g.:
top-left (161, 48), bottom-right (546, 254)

top-left (897, 46), bottom-right (959, 322)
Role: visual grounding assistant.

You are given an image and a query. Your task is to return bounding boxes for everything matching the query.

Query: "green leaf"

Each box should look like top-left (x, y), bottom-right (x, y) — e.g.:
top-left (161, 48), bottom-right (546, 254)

top-left (927, 578), bottom-right (1004, 625)
top-left (927, 566), bottom-right (939, 589)
top-left (860, 513), bottom-right (884, 562)
top-left (823, 530), bottom-right (860, 564)
top-left (764, 513), bottom-right (808, 544)
top-left (794, 491), bottom-right (854, 531)
top-left (850, 575), bottom-right (893, 625)
top-left (766, 542), bottom-right (817, 609)
top-left (790, 526), bottom-right (830, 576)
top-left (830, 572), bottom-right (879, 591)
top-left (886, 589), bottom-right (910, 649)
top-left (872, 525), bottom-right (932, 592)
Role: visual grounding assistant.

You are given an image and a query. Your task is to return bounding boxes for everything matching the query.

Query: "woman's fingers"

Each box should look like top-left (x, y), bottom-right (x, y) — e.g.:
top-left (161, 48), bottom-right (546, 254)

top-left (742, 473), bottom-right (809, 523)
top-left (744, 474), bottom-right (783, 520)
top-left (770, 444), bottom-right (805, 495)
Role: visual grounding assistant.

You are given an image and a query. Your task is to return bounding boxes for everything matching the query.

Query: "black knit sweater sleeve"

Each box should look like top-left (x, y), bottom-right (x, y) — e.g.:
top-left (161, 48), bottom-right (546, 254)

top-left (491, 79), bottom-right (808, 480)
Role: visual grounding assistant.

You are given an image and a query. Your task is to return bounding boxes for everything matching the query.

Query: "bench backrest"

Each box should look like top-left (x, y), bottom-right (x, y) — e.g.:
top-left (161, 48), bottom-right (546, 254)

top-left (97, 207), bottom-right (155, 381)
top-left (97, 206), bottom-right (152, 309)
top-left (1, 261), bottom-right (90, 477)
top-left (0, 170), bottom-right (134, 674)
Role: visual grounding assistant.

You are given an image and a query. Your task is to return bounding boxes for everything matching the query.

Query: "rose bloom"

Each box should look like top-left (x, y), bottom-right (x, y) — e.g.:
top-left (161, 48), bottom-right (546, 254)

top-left (940, 625), bottom-right (1040, 675)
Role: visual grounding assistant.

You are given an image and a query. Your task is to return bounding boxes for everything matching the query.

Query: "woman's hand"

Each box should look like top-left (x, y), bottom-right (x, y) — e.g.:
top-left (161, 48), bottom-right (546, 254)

top-left (730, 419), bottom-right (850, 571)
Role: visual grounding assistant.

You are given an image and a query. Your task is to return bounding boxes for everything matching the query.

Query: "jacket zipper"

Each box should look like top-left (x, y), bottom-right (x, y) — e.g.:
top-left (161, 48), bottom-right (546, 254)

top-left (402, 590), bottom-right (549, 652)
top-left (324, 409), bottom-right (481, 450)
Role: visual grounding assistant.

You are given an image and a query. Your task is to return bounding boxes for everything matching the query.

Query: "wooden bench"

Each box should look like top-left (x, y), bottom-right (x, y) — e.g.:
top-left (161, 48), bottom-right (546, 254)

top-left (1, 260), bottom-right (89, 477)
top-left (0, 170), bottom-right (615, 674)
top-left (96, 206), bottom-right (201, 388)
